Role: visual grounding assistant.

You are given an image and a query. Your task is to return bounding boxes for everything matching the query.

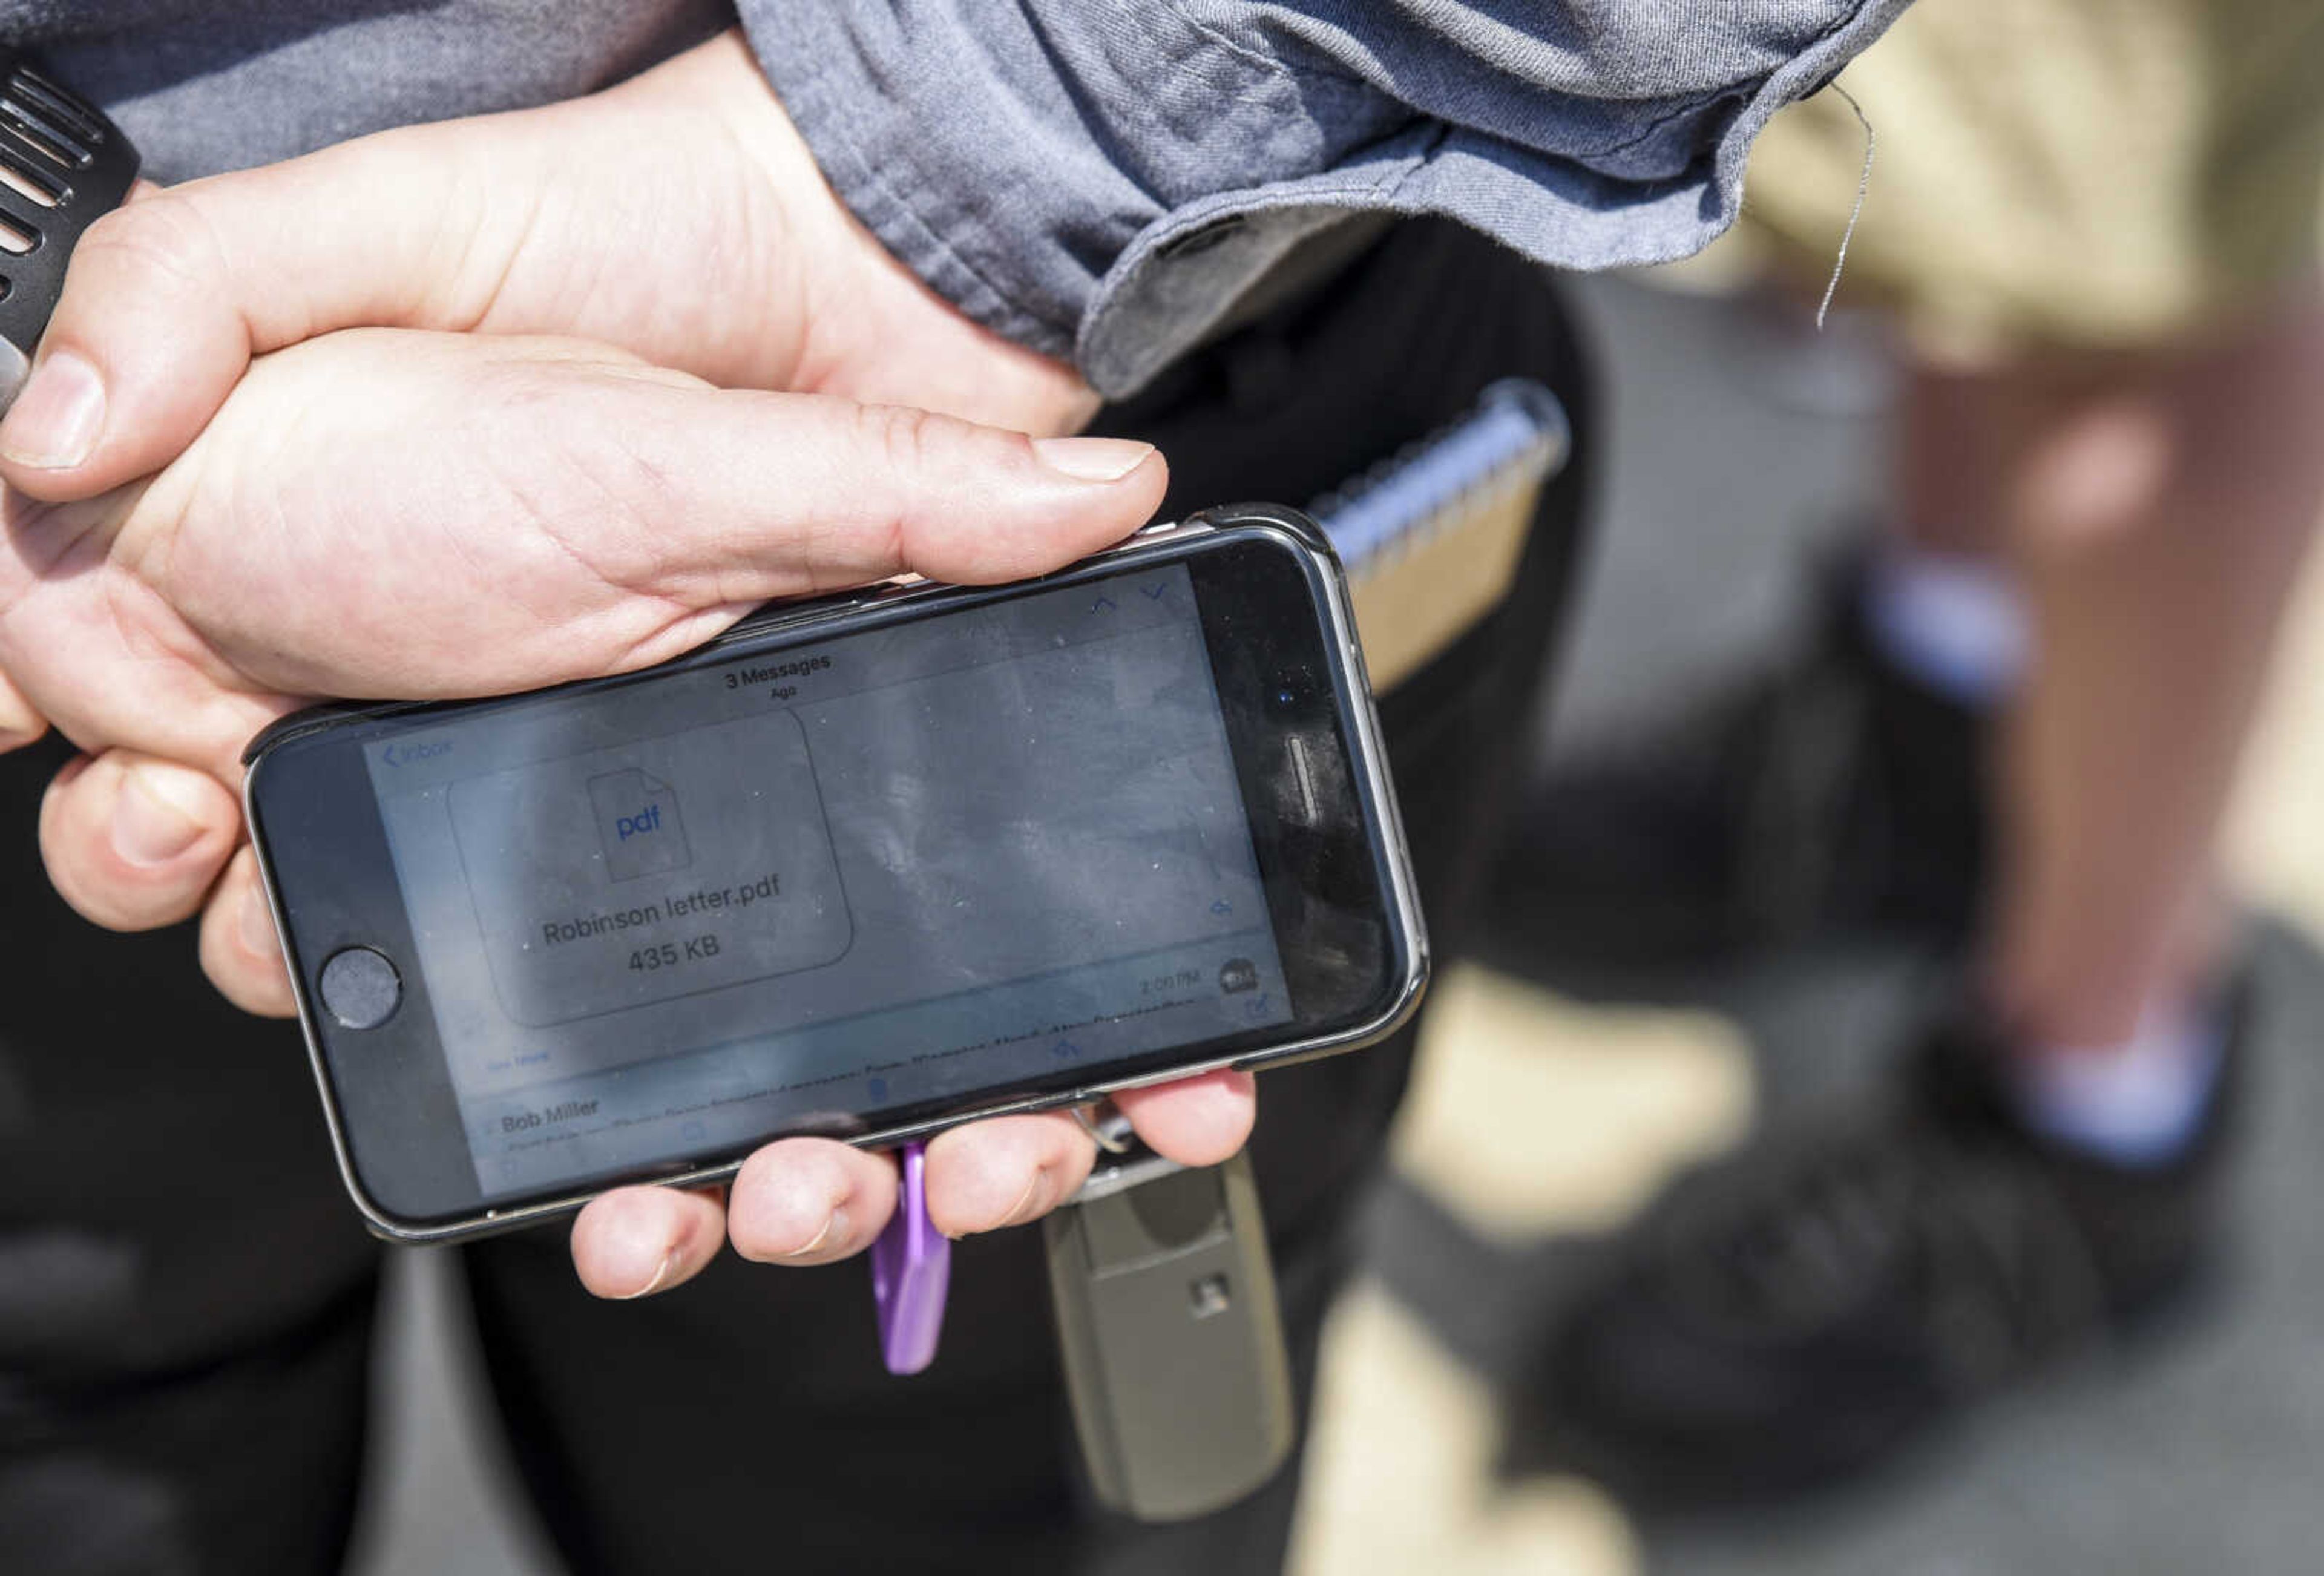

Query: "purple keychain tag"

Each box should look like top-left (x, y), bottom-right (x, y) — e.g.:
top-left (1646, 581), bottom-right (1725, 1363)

top-left (870, 1141), bottom-right (951, 1375)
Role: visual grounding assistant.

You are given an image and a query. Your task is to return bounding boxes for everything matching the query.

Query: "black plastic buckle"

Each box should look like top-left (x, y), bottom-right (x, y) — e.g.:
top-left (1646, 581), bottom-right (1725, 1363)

top-left (0, 51), bottom-right (140, 403)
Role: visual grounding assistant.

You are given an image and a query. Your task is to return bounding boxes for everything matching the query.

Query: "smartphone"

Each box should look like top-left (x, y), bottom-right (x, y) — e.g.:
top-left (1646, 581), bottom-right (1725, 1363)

top-left (243, 507), bottom-right (1424, 1241)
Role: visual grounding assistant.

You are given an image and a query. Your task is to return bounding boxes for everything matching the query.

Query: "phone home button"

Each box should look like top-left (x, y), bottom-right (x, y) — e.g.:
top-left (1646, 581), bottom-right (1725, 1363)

top-left (320, 946), bottom-right (402, 1031)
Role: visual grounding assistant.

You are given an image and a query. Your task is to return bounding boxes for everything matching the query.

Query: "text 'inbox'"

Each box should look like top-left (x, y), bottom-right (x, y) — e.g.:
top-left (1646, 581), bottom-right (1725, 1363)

top-left (449, 710), bottom-right (852, 1026)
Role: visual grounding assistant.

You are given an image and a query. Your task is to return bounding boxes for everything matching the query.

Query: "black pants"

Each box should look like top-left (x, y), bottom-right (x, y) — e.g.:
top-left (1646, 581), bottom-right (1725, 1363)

top-left (0, 217), bottom-right (1593, 1575)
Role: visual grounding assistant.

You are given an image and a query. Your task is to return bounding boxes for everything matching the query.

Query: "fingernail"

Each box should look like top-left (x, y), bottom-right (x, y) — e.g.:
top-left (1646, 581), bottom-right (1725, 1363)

top-left (112, 761), bottom-right (207, 867)
top-left (1, 350), bottom-right (105, 470)
top-left (240, 881), bottom-right (278, 957)
top-left (1031, 436), bottom-right (1152, 483)
top-left (783, 1206), bottom-right (845, 1259)
top-left (613, 1248), bottom-right (679, 1300)
top-left (993, 1168), bottom-right (1056, 1232)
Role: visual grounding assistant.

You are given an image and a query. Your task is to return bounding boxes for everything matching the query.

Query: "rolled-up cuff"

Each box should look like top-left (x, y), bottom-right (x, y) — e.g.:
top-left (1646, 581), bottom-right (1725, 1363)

top-left (743, 1), bottom-right (1909, 399)
top-left (740, 4), bottom-right (1231, 364)
top-left (1082, 1), bottom-right (1908, 398)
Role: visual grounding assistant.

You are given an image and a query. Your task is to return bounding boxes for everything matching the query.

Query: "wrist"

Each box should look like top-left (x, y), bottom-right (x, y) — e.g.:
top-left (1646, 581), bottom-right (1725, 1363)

top-left (681, 30), bottom-right (1097, 436)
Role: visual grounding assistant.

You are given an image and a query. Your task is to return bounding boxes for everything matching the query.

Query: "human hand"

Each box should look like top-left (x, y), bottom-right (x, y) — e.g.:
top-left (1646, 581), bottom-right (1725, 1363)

top-left (0, 22), bottom-right (1111, 872)
top-left (0, 28), bottom-right (1257, 1290)
top-left (0, 324), bottom-right (1249, 1283)
top-left (566, 1072), bottom-right (1256, 1299)
top-left (0, 27), bottom-right (1095, 507)
top-left (0, 19), bottom-right (1121, 985)
top-left (6, 326), bottom-right (1160, 990)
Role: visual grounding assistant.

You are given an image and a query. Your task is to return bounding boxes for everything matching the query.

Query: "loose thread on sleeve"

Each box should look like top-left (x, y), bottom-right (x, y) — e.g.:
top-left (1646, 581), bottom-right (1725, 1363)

top-left (1815, 81), bottom-right (1875, 330)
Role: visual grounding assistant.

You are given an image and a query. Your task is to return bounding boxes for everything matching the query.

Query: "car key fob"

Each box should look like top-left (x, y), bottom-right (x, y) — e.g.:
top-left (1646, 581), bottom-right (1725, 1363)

top-left (1044, 1143), bottom-right (1295, 1522)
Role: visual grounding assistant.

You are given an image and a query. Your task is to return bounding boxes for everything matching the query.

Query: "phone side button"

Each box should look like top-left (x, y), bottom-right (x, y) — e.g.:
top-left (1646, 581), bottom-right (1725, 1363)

top-left (319, 946), bottom-right (402, 1031)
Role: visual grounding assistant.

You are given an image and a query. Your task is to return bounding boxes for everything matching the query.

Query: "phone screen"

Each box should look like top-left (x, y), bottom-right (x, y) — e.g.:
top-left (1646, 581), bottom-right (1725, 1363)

top-left (356, 562), bottom-right (1295, 1201)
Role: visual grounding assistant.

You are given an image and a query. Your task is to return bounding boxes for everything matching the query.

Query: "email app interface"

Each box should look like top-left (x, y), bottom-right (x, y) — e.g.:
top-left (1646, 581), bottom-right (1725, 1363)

top-left (364, 565), bottom-right (1292, 1198)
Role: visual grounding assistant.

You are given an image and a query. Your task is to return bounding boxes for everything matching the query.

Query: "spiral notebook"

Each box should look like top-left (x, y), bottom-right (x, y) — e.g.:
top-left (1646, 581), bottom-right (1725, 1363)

top-left (1310, 379), bottom-right (1571, 692)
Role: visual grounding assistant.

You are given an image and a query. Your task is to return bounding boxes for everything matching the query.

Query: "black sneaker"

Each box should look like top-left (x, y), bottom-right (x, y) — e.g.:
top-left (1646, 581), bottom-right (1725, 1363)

top-left (1488, 547), bottom-right (1989, 969)
top-left (1522, 973), bottom-right (2248, 1503)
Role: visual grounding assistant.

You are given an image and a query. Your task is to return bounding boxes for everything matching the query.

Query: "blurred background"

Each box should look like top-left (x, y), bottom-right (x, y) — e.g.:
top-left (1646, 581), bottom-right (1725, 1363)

top-left (342, 253), bottom-right (2324, 1574)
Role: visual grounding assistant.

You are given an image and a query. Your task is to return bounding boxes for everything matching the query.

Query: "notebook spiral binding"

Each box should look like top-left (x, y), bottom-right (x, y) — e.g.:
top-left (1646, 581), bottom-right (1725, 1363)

top-left (1309, 378), bottom-right (1570, 573)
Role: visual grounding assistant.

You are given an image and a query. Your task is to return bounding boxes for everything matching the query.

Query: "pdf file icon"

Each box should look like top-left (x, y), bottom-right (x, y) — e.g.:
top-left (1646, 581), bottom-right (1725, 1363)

top-left (588, 768), bottom-right (692, 882)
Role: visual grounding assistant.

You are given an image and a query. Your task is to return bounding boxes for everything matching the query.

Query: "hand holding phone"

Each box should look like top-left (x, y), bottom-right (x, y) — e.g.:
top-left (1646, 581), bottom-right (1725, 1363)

top-left (245, 511), bottom-right (1419, 1248)
top-left (0, 32), bottom-right (1266, 1298)
top-left (0, 322), bottom-right (1190, 1291)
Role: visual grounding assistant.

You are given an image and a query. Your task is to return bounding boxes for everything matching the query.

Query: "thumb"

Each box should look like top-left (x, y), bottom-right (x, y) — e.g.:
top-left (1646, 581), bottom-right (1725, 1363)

top-left (0, 32), bottom-right (777, 502)
top-left (137, 330), bottom-right (1169, 703)
top-left (0, 128), bottom-right (517, 499)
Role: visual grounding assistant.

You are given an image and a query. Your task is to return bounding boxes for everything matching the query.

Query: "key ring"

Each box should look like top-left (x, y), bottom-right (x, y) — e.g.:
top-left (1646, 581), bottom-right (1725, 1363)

top-left (1072, 1100), bottom-right (1137, 1155)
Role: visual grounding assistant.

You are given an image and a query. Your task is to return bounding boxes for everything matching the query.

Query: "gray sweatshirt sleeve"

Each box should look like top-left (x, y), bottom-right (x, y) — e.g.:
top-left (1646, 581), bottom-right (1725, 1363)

top-left (739, 2), bottom-right (1909, 398)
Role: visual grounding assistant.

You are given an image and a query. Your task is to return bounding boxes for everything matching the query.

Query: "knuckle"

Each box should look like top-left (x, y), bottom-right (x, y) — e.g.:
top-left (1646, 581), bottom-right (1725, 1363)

top-left (76, 192), bottom-right (227, 302)
top-left (855, 401), bottom-right (952, 479)
top-left (466, 354), bottom-right (571, 424)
